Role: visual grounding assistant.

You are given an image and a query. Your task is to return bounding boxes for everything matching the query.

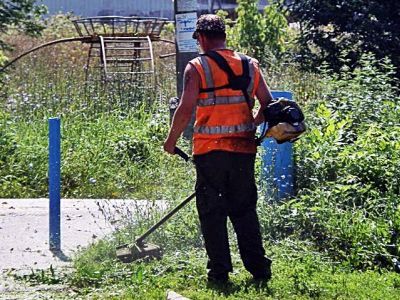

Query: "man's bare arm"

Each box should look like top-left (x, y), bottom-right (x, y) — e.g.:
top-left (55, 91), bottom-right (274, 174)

top-left (163, 63), bottom-right (199, 154)
top-left (254, 74), bottom-right (273, 126)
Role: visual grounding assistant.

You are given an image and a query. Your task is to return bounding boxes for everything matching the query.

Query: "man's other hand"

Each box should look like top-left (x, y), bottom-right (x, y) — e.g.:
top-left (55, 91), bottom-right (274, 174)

top-left (163, 137), bottom-right (177, 155)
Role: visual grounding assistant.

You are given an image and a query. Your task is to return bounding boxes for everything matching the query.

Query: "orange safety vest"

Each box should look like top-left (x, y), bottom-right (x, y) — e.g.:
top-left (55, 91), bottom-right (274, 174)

top-left (189, 49), bottom-right (261, 155)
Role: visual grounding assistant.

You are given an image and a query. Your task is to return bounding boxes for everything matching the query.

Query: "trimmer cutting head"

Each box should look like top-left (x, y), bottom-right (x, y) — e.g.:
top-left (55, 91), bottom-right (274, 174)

top-left (115, 148), bottom-right (193, 264)
top-left (116, 242), bottom-right (162, 263)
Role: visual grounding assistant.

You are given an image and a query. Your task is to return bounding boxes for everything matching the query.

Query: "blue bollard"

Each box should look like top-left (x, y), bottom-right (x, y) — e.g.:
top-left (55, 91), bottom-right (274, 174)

top-left (49, 117), bottom-right (61, 250)
top-left (260, 91), bottom-right (294, 200)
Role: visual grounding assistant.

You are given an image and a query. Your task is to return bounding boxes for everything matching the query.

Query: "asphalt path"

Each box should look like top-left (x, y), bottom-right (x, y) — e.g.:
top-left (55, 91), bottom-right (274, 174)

top-left (0, 198), bottom-right (167, 299)
top-left (0, 198), bottom-right (159, 270)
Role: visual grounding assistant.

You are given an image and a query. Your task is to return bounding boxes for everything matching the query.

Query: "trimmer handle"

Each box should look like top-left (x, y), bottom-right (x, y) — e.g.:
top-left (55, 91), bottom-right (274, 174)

top-left (174, 147), bottom-right (190, 162)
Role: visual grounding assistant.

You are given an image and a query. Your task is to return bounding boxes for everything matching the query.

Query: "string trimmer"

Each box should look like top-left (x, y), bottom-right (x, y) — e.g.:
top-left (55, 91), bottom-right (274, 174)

top-left (116, 147), bottom-right (193, 263)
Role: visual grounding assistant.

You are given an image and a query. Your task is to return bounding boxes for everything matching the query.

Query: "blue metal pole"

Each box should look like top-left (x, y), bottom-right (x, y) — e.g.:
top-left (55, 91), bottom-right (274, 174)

top-left (49, 117), bottom-right (61, 250)
top-left (261, 91), bottom-right (294, 200)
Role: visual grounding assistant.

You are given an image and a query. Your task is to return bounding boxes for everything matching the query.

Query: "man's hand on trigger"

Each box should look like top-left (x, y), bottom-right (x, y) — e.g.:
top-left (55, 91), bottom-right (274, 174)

top-left (163, 137), bottom-right (177, 155)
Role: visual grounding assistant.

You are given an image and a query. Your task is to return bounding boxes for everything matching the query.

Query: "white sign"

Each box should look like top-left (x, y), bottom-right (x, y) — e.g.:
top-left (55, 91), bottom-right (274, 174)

top-left (176, 12), bottom-right (198, 53)
top-left (177, 0), bottom-right (198, 12)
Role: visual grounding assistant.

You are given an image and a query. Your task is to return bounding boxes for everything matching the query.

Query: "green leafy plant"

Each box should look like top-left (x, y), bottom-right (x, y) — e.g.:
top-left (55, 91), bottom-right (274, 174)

top-left (0, 0), bottom-right (47, 50)
top-left (290, 0), bottom-right (400, 77)
top-left (221, 0), bottom-right (290, 66)
top-left (271, 53), bottom-right (400, 269)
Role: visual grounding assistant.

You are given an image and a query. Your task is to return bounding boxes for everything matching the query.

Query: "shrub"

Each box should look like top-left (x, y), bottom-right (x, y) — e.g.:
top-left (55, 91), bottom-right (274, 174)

top-left (220, 0), bottom-right (290, 66)
top-left (267, 53), bottom-right (400, 269)
top-left (290, 0), bottom-right (400, 77)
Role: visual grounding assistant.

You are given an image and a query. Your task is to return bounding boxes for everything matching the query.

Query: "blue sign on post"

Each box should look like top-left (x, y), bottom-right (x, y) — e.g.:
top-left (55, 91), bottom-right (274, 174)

top-left (49, 117), bottom-right (61, 250)
top-left (261, 91), bottom-right (295, 200)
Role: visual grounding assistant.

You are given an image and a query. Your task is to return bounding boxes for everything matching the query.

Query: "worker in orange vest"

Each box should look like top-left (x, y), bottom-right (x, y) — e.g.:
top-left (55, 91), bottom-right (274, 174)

top-left (164, 14), bottom-right (273, 285)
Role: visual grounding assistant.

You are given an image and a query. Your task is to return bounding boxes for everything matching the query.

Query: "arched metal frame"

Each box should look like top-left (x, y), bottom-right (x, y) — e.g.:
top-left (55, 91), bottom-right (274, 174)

top-left (0, 37), bottom-right (90, 73)
top-left (1, 16), bottom-right (176, 89)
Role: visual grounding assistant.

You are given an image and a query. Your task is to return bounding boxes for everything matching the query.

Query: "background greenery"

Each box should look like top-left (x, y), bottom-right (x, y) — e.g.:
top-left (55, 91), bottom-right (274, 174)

top-left (1, 0), bottom-right (400, 299)
top-left (290, 0), bottom-right (400, 78)
top-left (0, 0), bottom-right (46, 48)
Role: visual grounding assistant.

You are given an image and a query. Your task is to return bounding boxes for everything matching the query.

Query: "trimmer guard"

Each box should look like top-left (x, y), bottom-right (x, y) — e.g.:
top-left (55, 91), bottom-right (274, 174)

top-left (116, 242), bottom-right (162, 263)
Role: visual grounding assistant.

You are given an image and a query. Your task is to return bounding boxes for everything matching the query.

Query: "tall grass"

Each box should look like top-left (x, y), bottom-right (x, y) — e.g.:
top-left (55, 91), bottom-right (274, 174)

top-left (0, 14), bottom-right (185, 200)
top-left (0, 13), bottom-right (317, 199)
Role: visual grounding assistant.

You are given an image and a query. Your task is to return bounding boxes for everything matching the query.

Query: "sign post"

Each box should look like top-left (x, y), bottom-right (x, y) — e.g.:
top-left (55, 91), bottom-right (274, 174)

top-left (174, 0), bottom-right (198, 138)
top-left (49, 117), bottom-right (61, 250)
top-left (261, 91), bottom-right (295, 200)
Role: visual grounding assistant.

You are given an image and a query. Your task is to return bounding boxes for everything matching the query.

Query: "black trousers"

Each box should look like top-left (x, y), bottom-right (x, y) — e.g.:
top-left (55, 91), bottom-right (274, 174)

top-left (194, 151), bottom-right (270, 279)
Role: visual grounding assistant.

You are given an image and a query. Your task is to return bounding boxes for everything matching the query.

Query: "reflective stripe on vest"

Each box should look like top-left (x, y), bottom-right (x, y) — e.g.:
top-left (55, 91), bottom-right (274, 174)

top-left (199, 56), bottom-right (214, 99)
top-left (198, 95), bottom-right (247, 107)
top-left (194, 122), bottom-right (256, 135)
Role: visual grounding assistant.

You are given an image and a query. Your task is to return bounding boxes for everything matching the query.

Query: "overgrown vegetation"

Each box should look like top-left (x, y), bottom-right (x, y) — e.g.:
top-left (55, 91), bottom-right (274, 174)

top-left (1, 1), bottom-right (400, 299)
top-left (0, 0), bottom-right (47, 62)
top-left (290, 0), bottom-right (400, 77)
top-left (269, 54), bottom-right (400, 270)
top-left (219, 0), bottom-right (290, 66)
top-left (0, 13), bottom-right (182, 199)
top-left (18, 239), bottom-right (399, 299)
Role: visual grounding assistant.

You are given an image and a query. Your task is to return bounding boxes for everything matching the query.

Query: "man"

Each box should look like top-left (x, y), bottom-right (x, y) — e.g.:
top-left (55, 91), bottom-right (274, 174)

top-left (164, 14), bottom-right (273, 284)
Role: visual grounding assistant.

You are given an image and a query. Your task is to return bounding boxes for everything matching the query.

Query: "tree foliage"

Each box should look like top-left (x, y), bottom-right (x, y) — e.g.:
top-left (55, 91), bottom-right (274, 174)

top-left (291, 0), bottom-right (400, 76)
top-left (220, 0), bottom-right (289, 66)
top-left (0, 0), bottom-right (47, 50)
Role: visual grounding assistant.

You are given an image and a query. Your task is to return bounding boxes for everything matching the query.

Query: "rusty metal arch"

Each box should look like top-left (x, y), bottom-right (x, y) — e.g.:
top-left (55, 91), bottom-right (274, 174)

top-left (0, 37), bottom-right (93, 73)
top-left (0, 36), bottom-right (176, 72)
top-left (1, 16), bottom-right (176, 87)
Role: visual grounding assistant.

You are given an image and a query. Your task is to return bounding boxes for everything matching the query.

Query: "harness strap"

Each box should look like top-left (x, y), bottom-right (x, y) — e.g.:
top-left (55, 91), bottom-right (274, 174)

top-left (198, 51), bottom-right (252, 107)
top-left (238, 52), bottom-right (252, 106)
top-left (202, 51), bottom-right (238, 80)
top-left (200, 84), bottom-right (230, 93)
top-left (240, 53), bottom-right (249, 82)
